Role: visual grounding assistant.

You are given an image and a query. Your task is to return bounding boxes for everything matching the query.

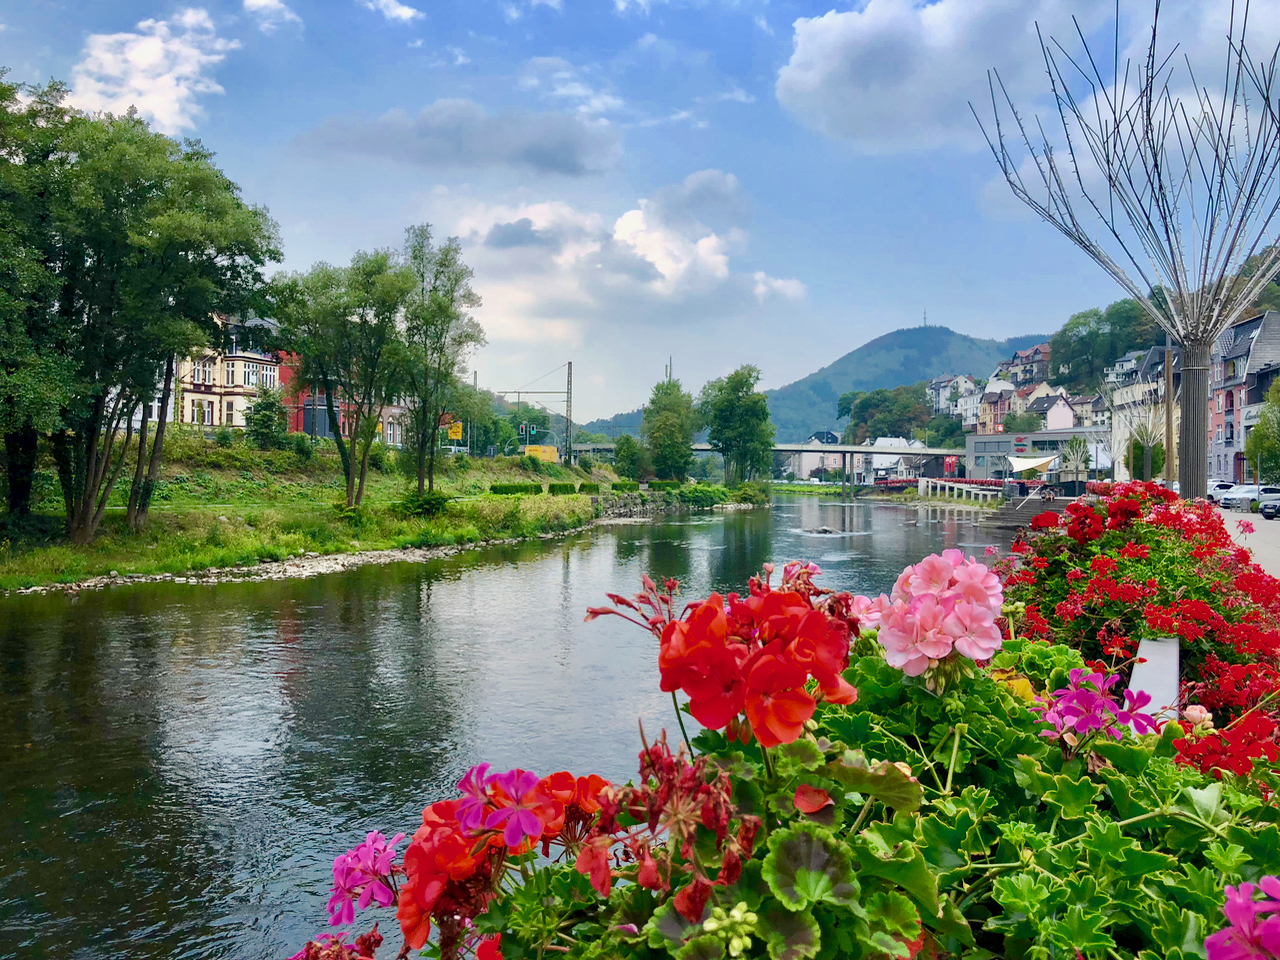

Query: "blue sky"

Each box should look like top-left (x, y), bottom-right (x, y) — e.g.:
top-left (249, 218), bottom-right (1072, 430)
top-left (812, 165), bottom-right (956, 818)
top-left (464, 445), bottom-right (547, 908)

top-left (1, 0), bottom-right (1254, 419)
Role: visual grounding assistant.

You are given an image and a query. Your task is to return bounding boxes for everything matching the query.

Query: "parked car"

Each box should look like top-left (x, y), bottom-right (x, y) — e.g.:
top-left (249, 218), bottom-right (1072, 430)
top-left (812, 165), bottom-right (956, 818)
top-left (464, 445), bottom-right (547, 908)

top-left (1261, 496), bottom-right (1280, 520)
top-left (1205, 480), bottom-right (1238, 502)
top-left (1223, 485), bottom-right (1280, 511)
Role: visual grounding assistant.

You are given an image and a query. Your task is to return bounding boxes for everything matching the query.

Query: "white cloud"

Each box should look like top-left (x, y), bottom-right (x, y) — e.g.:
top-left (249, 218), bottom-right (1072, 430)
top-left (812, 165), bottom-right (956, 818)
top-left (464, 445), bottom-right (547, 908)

top-left (244, 0), bottom-right (302, 33)
top-left (519, 57), bottom-right (624, 117)
top-left (407, 38), bottom-right (424, 48)
top-left (69, 8), bottom-right (239, 135)
top-left (358, 0), bottom-right (424, 24)
top-left (776, 0), bottom-right (1116, 153)
top-left (448, 46), bottom-right (471, 66)
top-left (502, 4), bottom-right (522, 22)
top-left (752, 272), bottom-right (806, 302)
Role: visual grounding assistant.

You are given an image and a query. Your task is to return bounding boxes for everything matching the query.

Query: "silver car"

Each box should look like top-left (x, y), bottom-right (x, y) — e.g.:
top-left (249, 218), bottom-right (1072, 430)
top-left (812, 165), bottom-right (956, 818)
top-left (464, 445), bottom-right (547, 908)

top-left (1223, 485), bottom-right (1280, 511)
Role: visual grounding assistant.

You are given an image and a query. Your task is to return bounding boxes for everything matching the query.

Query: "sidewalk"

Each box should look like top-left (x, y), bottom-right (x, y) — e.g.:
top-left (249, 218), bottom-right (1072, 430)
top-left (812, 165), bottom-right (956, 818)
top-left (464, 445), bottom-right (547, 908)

top-left (1223, 505), bottom-right (1280, 578)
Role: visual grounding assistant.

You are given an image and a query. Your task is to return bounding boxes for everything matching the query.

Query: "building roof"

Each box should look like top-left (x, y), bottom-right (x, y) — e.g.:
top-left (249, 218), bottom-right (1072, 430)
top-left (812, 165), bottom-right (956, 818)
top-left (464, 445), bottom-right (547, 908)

top-left (1027, 395), bottom-right (1066, 413)
top-left (1013, 343), bottom-right (1051, 360)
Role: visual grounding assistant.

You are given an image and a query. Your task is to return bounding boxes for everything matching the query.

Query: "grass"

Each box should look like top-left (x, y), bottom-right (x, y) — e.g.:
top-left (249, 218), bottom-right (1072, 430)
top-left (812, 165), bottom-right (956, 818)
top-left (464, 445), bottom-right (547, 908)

top-left (0, 433), bottom-right (614, 590)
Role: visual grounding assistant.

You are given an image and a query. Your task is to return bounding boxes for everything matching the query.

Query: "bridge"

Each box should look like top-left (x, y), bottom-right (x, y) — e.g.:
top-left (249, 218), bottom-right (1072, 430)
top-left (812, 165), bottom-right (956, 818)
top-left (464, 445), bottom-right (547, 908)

top-left (574, 442), bottom-right (960, 457)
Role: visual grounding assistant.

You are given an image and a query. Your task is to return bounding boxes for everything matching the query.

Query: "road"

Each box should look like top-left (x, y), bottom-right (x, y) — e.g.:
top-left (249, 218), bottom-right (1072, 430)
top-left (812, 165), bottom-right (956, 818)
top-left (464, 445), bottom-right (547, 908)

top-left (1224, 504), bottom-right (1280, 578)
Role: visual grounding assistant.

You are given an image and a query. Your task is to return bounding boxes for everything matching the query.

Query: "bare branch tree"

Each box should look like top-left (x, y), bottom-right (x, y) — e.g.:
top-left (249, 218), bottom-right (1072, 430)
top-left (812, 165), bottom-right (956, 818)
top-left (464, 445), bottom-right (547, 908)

top-left (973, 0), bottom-right (1280, 498)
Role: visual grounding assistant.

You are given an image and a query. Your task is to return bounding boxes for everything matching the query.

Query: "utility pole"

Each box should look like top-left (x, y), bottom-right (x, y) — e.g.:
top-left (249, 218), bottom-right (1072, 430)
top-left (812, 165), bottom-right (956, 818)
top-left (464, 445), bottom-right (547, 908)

top-left (1165, 334), bottom-right (1175, 490)
top-left (565, 361), bottom-right (572, 465)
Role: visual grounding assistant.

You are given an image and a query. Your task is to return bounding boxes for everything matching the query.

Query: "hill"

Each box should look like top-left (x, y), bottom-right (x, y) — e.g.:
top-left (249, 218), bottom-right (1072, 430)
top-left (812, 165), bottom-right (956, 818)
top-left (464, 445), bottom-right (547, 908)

top-left (579, 408), bottom-right (643, 439)
top-left (764, 326), bottom-right (1050, 442)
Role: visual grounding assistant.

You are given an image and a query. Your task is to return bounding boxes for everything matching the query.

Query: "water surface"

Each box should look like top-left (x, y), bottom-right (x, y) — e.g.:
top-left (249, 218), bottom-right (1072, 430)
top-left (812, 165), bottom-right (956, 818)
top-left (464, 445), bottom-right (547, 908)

top-left (0, 497), bottom-right (1001, 959)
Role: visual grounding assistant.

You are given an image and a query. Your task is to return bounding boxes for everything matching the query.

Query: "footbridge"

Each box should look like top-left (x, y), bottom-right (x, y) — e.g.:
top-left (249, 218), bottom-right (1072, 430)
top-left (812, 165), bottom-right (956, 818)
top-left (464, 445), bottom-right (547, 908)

top-left (573, 442), bottom-right (959, 457)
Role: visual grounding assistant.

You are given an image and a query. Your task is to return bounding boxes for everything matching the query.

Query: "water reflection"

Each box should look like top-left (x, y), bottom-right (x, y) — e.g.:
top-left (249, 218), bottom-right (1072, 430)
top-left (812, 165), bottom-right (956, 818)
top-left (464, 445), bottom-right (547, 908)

top-left (0, 497), bottom-right (1001, 959)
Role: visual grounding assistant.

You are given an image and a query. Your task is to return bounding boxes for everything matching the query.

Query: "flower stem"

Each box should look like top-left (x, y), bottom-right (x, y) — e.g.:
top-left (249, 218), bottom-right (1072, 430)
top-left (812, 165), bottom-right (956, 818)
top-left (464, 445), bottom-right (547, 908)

top-left (944, 724), bottom-right (966, 794)
top-left (672, 691), bottom-right (695, 755)
top-left (849, 796), bottom-right (874, 835)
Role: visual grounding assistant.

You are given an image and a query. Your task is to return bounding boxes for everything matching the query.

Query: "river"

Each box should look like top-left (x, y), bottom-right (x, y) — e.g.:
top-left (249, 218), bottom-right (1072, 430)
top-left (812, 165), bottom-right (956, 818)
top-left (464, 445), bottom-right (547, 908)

top-left (0, 496), bottom-right (1001, 959)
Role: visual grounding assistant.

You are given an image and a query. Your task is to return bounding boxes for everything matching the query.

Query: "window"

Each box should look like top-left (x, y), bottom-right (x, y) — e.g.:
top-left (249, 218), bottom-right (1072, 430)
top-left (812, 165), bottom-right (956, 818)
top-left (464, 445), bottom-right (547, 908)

top-left (226, 401), bottom-right (235, 425)
top-left (193, 399), bottom-right (213, 424)
top-left (225, 363), bottom-right (235, 385)
top-left (262, 365), bottom-right (277, 389)
top-left (1217, 425), bottom-right (1224, 442)
top-left (1218, 394), bottom-right (1224, 412)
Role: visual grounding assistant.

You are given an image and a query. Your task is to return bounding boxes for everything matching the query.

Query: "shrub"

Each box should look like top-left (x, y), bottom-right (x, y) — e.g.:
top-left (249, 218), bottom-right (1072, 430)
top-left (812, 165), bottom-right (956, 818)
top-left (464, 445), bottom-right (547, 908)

top-left (244, 388), bottom-right (289, 450)
top-left (490, 483), bottom-right (543, 495)
top-left (547, 482), bottom-right (577, 495)
top-left (611, 481), bottom-right (639, 493)
top-left (731, 479), bottom-right (771, 504)
top-left (521, 454), bottom-right (543, 474)
top-left (577, 454), bottom-right (594, 472)
top-left (678, 483), bottom-right (729, 508)
top-left (577, 482), bottom-right (600, 494)
top-left (647, 479), bottom-right (682, 492)
top-left (453, 453), bottom-right (470, 471)
top-left (288, 432), bottom-right (314, 460)
top-left (213, 426), bottom-right (234, 448)
top-left (367, 442), bottom-right (391, 472)
top-left (400, 490), bottom-right (451, 518)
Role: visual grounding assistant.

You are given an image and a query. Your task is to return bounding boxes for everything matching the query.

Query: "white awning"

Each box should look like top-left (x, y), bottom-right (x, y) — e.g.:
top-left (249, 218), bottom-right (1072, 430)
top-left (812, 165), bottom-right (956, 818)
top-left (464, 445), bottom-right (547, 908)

top-left (1006, 454), bottom-right (1059, 474)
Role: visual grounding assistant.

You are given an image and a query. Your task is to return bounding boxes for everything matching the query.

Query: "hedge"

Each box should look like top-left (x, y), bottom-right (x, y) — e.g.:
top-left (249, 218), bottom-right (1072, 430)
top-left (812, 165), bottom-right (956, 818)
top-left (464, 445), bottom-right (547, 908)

top-left (547, 482), bottom-right (578, 496)
top-left (577, 483), bottom-right (601, 494)
top-left (646, 480), bottom-right (682, 491)
top-left (489, 483), bottom-right (544, 495)
top-left (611, 482), bottom-right (639, 492)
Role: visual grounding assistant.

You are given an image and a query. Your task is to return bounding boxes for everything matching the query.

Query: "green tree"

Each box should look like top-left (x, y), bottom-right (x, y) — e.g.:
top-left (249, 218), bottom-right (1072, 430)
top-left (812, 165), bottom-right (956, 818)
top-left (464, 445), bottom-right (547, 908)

top-left (1003, 411), bottom-right (1044, 433)
top-left (0, 76), bottom-right (76, 516)
top-left (838, 383), bottom-right (931, 444)
top-left (918, 414), bottom-right (965, 448)
top-left (277, 250), bottom-right (415, 507)
top-left (244, 387), bottom-right (288, 450)
top-left (613, 434), bottom-right (641, 480)
top-left (1245, 380), bottom-right (1280, 484)
top-left (41, 107), bottom-right (277, 541)
top-left (642, 378), bottom-right (696, 480)
top-left (1123, 441), bottom-right (1166, 481)
top-left (400, 225), bottom-right (485, 493)
top-left (698, 365), bottom-right (775, 485)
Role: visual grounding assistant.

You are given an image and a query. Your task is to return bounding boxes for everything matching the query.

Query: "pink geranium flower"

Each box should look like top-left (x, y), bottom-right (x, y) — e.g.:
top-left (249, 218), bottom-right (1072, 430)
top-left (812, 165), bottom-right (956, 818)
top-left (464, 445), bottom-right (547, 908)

top-left (950, 561), bottom-right (1003, 610)
top-left (942, 599), bottom-right (1002, 661)
top-left (908, 554), bottom-right (956, 597)
top-left (1206, 877), bottom-right (1280, 959)
top-left (878, 595), bottom-right (953, 676)
top-left (326, 831), bottom-right (404, 927)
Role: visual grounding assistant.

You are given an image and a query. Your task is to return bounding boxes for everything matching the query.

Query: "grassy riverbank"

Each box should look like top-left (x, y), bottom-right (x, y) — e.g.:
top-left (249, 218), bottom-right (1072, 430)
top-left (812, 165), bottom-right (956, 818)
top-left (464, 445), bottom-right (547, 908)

top-left (0, 434), bottom-right (613, 590)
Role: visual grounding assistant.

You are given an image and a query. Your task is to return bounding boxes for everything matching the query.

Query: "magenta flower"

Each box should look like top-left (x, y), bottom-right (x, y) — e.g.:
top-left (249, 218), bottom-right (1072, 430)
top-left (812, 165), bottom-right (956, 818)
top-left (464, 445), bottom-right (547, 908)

top-left (456, 763), bottom-right (495, 834)
top-left (484, 769), bottom-right (547, 848)
top-left (1238, 519), bottom-right (1257, 536)
top-left (1031, 669), bottom-right (1160, 744)
top-left (1206, 877), bottom-right (1280, 959)
top-left (325, 831), bottom-right (404, 927)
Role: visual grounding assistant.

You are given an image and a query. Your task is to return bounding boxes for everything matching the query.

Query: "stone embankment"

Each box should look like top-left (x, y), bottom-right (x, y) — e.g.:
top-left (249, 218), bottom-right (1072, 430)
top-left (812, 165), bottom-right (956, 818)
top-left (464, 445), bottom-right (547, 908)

top-left (9, 494), bottom-right (761, 597)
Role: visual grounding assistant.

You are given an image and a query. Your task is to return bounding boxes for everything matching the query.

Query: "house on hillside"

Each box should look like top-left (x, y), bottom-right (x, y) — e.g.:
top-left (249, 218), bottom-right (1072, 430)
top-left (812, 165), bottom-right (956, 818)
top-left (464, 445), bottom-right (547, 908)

top-left (926, 375), bottom-right (978, 415)
top-left (994, 343), bottom-right (1052, 386)
top-left (1026, 394), bottom-right (1075, 431)
top-left (957, 390), bottom-right (982, 430)
top-left (1210, 311), bottom-right (1280, 482)
top-left (977, 379), bottom-right (1017, 435)
top-left (1069, 394), bottom-right (1109, 429)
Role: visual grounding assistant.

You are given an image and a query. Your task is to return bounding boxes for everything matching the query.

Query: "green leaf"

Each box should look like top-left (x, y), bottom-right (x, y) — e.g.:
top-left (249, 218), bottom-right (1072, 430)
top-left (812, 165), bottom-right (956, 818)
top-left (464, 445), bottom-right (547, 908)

top-left (1178, 783), bottom-right (1224, 824)
top-left (864, 890), bottom-right (921, 940)
top-left (1042, 773), bottom-right (1102, 820)
top-left (675, 936), bottom-right (725, 960)
top-left (824, 749), bottom-right (922, 813)
top-left (1150, 903), bottom-right (1206, 955)
top-left (1080, 817), bottom-right (1132, 861)
top-left (1090, 737), bottom-right (1155, 776)
top-left (992, 873), bottom-right (1051, 919)
top-left (762, 823), bottom-right (861, 912)
top-left (1205, 841), bottom-right (1250, 877)
top-left (1118, 847), bottom-right (1178, 878)
top-left (1012, 754), bottom-right (1056, 796)
top-left (762, 907), bottom-right (821, 960)
top-left (646, 901), bottom-right (704, 949)
top-left (854, 825), bottom-right (939, 917)
top-left (859, 930), bottom-right (910, 959)
top-left (776, 738), bottom-right (825, 776)
top-left (1048, 905), bottom-right (1115, 958)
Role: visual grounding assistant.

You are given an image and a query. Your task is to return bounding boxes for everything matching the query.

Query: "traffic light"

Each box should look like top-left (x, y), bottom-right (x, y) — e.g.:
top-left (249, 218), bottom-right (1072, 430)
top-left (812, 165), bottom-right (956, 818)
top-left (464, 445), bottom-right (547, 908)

top-left (530, 425), bottom-right (537, 437)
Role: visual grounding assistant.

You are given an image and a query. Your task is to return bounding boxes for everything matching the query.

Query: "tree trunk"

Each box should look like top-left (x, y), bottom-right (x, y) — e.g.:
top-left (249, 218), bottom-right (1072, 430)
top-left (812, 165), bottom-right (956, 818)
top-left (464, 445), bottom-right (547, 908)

top-left (427, 422), bottom-right (440, 493)
top-left (1143, 444), bottom-right (1152, 482)
top-left (4, 425), bottom-right (40, 516)
top-left (1179, 338), bottom-right (1210, 501)
top-left (126, 405), bottom-right (151, 528)
top-left (416, 435), bottom-right (427, 495)
top-left (51, 429), bottom-right (75, 528)
top-left (134, 356), bottom-right (174, 529)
